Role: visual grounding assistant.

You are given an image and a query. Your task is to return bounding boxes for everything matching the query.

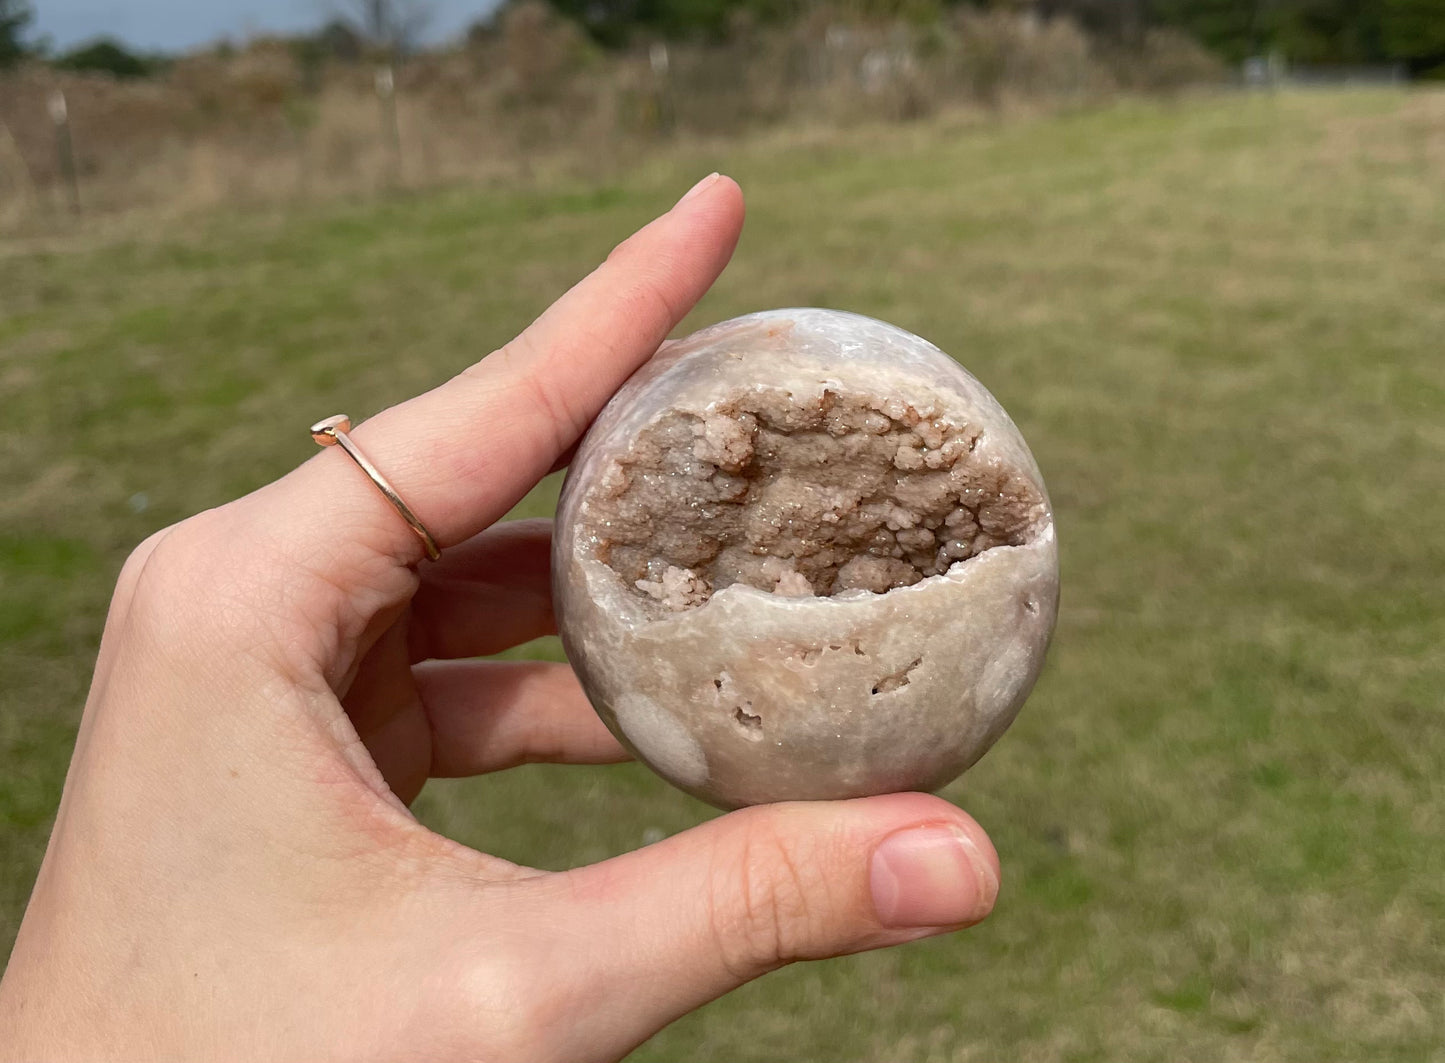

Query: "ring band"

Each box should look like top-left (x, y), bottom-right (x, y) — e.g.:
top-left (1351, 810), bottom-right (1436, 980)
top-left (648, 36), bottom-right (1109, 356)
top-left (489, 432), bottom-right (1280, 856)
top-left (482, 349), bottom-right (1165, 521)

top-left (310, 414), bottom-right (442, 562)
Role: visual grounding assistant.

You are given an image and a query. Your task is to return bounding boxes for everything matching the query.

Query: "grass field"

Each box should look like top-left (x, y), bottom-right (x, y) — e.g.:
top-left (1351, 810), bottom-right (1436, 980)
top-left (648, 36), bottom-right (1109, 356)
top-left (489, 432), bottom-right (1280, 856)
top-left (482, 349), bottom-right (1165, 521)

top-left (3, 89), bottom-right (1444, 1060)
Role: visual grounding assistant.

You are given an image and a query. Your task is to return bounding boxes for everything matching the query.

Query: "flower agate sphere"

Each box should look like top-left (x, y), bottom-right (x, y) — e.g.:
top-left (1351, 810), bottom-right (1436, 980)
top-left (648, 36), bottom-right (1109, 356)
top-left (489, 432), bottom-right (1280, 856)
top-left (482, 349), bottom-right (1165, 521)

top-left (553, 309), bottom-right (1058, 810)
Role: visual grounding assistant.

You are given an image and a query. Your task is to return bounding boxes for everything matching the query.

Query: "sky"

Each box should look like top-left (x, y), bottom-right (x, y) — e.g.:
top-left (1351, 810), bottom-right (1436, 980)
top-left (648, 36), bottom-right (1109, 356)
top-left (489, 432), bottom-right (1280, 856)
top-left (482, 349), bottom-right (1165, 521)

top-left (32, 1), bottom-right (500, 53)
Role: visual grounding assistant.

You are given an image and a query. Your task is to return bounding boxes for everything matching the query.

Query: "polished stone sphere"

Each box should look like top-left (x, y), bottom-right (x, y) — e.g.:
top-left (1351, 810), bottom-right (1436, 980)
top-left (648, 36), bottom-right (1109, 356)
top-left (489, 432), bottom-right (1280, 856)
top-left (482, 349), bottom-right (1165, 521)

top-left (553, 309), bottom-right (1058, 809)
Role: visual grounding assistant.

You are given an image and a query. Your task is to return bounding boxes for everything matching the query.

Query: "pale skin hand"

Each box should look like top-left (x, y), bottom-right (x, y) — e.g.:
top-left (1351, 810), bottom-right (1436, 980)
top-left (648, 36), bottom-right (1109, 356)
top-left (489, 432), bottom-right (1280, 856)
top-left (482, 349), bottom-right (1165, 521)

top-left (0, 175), bottom-right (1001, 1063)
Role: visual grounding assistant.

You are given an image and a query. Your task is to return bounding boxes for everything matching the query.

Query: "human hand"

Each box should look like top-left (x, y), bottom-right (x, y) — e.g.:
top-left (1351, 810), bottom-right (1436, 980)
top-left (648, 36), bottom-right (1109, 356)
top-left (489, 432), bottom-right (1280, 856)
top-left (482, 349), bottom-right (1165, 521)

top-left (0, 175), bottom-right (1001, 1063)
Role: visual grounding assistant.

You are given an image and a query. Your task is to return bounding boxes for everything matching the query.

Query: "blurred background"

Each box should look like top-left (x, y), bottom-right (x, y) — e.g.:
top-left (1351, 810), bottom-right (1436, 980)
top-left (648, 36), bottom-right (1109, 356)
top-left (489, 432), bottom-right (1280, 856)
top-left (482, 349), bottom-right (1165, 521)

top-left (2, 0), bottom-right (1443, 1059)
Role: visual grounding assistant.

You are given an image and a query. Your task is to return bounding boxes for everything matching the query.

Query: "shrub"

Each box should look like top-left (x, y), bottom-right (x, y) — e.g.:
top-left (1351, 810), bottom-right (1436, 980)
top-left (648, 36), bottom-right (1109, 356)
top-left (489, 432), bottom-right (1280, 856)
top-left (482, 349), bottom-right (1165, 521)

top-left (55, 38), bottom-right (158, 79)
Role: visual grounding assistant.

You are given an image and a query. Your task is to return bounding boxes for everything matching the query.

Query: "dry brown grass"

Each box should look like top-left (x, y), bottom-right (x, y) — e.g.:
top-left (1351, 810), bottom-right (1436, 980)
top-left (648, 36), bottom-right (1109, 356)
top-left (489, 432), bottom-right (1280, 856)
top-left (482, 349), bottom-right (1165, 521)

top-left (0, 5), bottom-right (1222, 230)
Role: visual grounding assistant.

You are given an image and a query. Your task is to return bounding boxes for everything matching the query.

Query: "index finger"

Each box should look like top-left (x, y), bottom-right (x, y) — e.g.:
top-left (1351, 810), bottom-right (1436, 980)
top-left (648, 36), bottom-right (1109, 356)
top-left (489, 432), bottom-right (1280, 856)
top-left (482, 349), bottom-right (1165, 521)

top-left (252, 174), bottom-right (743, 581)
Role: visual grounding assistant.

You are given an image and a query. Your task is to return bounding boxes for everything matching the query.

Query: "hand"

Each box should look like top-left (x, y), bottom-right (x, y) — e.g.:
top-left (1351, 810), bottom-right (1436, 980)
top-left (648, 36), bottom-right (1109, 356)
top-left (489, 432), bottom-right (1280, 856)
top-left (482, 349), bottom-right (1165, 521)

top-left (0, 175), bottom-right (1000, 1063)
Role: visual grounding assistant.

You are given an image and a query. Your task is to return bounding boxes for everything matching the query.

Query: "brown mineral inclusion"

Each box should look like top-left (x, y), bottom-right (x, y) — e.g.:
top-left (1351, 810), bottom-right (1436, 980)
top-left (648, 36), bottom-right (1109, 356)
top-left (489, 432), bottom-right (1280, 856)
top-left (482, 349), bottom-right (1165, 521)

top-left (554, 309), bottom-right (1059, 809)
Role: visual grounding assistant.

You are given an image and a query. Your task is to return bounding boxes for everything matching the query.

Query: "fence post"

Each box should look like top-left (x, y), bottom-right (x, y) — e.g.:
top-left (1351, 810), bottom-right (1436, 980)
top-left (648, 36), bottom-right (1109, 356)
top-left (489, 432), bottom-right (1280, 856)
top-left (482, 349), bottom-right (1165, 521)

top-left (649, 42), bottom-right (674, 138)
top-left (375, 64), bottom-right (403, 187)
top-left (48, 89), bottom-right (81, 213)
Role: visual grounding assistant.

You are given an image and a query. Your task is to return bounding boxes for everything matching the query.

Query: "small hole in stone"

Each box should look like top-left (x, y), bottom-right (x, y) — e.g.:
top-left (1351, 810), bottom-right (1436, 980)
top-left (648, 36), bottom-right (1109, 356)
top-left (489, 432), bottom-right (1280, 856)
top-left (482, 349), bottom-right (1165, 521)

top-left (713, 678), bottom-right (723, 690)
top-left (871, 657), bottom-right (923, 696)
top-left (1023, 597), bottom-right (1039, 615)
top-left (733, 704), bottom-right (763, 739)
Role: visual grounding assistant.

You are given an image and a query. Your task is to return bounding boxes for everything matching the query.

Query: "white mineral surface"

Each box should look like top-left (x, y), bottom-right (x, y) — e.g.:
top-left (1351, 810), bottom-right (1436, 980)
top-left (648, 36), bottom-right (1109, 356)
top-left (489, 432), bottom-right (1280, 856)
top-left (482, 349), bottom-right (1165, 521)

top-left (553, 308), bottom-right (1059, 809)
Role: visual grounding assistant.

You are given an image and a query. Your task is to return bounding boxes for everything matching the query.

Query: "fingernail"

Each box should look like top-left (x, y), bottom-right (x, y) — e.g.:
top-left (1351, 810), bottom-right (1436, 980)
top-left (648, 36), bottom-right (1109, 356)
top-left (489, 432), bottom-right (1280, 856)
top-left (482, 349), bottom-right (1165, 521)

top-left (870, 825), bottom-right (999, 929)
top-left (676, 172), bottom-right (720, 206)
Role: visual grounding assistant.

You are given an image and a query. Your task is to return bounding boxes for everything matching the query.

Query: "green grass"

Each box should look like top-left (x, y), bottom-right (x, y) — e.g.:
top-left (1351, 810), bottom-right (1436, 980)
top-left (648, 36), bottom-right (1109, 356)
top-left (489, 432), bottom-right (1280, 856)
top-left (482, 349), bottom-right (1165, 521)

top-left (4, 89), bottom-right (1444, 1060)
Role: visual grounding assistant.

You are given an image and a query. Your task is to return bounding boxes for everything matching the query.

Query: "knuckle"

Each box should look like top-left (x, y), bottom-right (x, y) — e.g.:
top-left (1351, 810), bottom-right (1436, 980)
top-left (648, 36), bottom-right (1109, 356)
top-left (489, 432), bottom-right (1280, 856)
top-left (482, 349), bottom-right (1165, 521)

top-left (463, 340), bottom-right (578, 452)
top-left (603, 231), bottom-right (639, 269)
top-left (454, 956), bottom-right (544, 1060)
top-left (447, 897), bottom-right (580, 1062)
top-left (111, 527), bottom-right (172, 611)
top-left (119, 508), bottom-right (270, 649)
top-left (127, 511), bottom-right (228, 604)
top-left (599, 234), bottom-right (684, 327)
top-left (459, 345), bottom-right (513, 386)
top-left (608, 266), bottom-right (683, 337)
top-left (514, 364), bottom-right (583, 448)
top-left (710, 811), bottom-right (821, 978)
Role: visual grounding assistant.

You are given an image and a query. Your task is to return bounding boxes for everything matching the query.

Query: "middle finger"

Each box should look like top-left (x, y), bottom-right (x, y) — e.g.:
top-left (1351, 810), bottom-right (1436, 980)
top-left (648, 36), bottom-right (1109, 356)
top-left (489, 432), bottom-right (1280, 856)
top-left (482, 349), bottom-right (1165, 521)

top-left (408, 518), bottom-right (556, 663)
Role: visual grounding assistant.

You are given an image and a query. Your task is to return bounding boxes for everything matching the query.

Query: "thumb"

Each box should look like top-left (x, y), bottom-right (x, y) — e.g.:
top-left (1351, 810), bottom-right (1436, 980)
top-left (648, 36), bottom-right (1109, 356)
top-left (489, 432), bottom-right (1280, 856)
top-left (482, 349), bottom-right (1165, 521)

top-left (529, 792), bottom-right (999, 1061)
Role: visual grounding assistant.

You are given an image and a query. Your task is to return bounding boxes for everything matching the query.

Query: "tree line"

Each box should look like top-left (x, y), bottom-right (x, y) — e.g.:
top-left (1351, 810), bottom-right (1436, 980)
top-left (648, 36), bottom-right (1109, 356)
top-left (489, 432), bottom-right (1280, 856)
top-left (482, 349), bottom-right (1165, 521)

top-left (1069, 0), bottom-right (1445, 67)
top-left (3, 0), bottom-right (1443, 74)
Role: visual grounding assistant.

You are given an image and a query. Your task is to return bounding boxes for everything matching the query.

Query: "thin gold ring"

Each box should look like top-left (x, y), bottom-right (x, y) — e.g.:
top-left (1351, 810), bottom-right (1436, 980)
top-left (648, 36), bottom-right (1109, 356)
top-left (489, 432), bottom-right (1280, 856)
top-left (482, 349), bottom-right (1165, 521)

top-left (310, 414), bottom-right (442, 562)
